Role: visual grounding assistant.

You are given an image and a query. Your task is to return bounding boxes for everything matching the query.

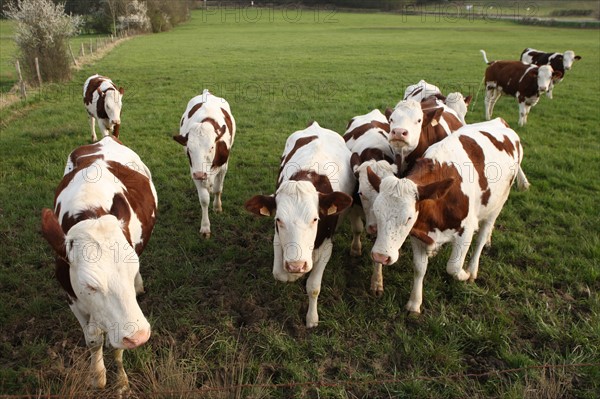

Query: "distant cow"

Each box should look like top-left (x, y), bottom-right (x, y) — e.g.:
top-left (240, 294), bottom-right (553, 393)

top-left (245, 122), bottom-right (354, 327)
top-left (41, 136), bottom-right (157, 393)
top-left (344, 109), bottom-right (394, 296)
top-left (386, 97), bottom-right (464, 176)
top-left (481, 49), bottom-right (560, 126)
top-left (173, 89), bottom-right (236, 239)
top-left (403, 80), bottom-right (472, 124)
top-left (520, 48), bottom-right (581, 99)
top-left (370, 118), bottom-right (530, 314)
top-left (83, 74), bottom-right (124, 142)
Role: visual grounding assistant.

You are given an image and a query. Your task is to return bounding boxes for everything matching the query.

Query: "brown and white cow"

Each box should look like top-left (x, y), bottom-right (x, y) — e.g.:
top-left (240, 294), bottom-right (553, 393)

top-left (245, 122), bottom-right (354, 327)
top-left (41, 136), bottom-right (157, 393)
top-left (403, 80), bottom-right (472, 124)
top-left (83, 74), bottom-right (124, 142)
top-left (481, 50), bottom-right (560, 126)
top-left (520, 48), bottom-right (581, 99)
top-left (386, 97), bottom-right (464, 176)
top-left (370, 118), bottom-right (530, 314)
top-left (173, 89), bottom-right (236, 239)
top-left (344, 109), bottom-right (395, 295)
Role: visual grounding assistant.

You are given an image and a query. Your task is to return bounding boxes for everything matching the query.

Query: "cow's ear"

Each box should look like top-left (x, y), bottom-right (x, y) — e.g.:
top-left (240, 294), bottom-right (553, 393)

top-left (96, 87), bottom-right (105, 97)
top-left (212, 141), bottom-right (229, 168)
top-left (553, 70), bottom-right (564, 79)
top-left (350, 152), bottom-right (361, 173)
top-left (367, 166), bottom-right (381, 193)
top-left (384, 107), bottom-right (393, 121)
top-left (464, 95), bottom-right (473, 106)
top-left (574, 55), bottom-right (581, 61)
top-left (423, 107), bottom-right (444, 127)
top-left (41, 208), bottom-right (66, 259)
top-left (531, 68), bottom-right (539, 77)
top-left (245, 195), bottom-right (276, 217)
top-left (318, 192), bottom-right (353, 216)
top-left (118, 87), bottom-right (124, 95)
top-left (173, 134), bottom-right (188, 146)
top-left (417, 178), bottom-right (454, 200)
top-left (110, 193), bottom-right (131, 222)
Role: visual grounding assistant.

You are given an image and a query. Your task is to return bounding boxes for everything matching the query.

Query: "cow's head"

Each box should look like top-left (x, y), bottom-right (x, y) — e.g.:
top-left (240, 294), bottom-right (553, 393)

top-left (351, 158), bottom-right (397, 235)
top-left (173, 120), bottom-right (228, 184)
top-left (535, 65), bottom-right (555, 93)
top-left (562, 50), bottom-right (581, 70)
top-left (99, 87), bottom-right (124, 127)
top-left (245, 180), bottom-right (352, 280)
top-left (371, 176), bottom-right (453, 266)
top-left (387, 99), bottom-right (444, 155)
top-left (41, 208), bottom-right (150, 350)
top-left (445, 92), bottom-right (472, 124)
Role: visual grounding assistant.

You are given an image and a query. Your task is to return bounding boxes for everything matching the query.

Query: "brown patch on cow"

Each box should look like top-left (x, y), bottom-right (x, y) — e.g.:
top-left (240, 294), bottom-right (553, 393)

top-left (96, 90), bottom-right (109, 119)
top-left (187, 102), bottom-right (204, 119)
top-left (344, 121), bottom-right (389, 143)
top-left (443, 111), bottom-right (464, 132)
top-left (345, 117), bottom-right (355, 131)
top-left (350, 152), bottom-right (361, 172)
top-left (407, 159), bottom-right (468, 241)
top-left (68, 141), bottom-right (104, 168)
top-left (408, 87), bottom-right (423, 98)
top-left (173, 134), bottom-right (188, 146)
top-left (180, 116), bottom-right (185, 127)
top-left (484, 61), bottom-right (540, 99)
top-left (371, 120), bottom-right (390, 133)
top-left (479, 131), bottom-right (516, 157)
top-left (83, 76), bottom-right (113, 105)
top-left (281, 135), bottom-right (318, 171)
top-left (212, 141), bottom-right (230, 168)
top-left (186, 149), bottom-right (192, 167)
top-left (458, 135), bottom-right (490, 206)
top-left (221, 108), bottom-right (234, 135)
top-left (367, 166), bottom-right (381, 193)
top-left (358, 148), bottom-right (394, 164)
top-left (201, 117), bottom-right (221, 134)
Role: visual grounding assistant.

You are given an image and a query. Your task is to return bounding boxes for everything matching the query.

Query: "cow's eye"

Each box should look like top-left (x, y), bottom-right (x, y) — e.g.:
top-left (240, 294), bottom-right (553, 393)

top-left (417, 119), bottom-right (422, 123)
top-left (85, 284), bottom-right (98, 293)
top-left (313, 218), bottom-right (318, 223)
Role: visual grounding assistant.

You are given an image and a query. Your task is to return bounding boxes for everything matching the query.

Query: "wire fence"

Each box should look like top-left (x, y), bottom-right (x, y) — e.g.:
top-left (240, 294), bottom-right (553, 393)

top-left (1, 362), bottom-right (598, 399)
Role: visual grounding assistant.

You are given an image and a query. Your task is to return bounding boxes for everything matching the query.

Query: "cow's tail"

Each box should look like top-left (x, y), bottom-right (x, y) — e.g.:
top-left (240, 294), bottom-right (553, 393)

top-left (480, 49), bottom-right (491, 65)
top-left (516, 166), bottom-right (531, 191)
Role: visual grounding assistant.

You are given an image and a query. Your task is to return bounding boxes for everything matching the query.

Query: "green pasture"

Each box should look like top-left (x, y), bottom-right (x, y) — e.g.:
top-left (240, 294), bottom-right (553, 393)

top-left (1, 9), bottom-right (599, 398)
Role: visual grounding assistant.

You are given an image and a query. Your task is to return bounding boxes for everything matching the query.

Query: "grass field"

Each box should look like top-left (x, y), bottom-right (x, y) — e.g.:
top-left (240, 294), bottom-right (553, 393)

top-left (0, 8), bottom-right (599, 398)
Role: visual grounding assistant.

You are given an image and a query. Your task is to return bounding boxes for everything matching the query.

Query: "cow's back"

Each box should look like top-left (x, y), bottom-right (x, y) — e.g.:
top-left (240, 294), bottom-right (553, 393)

top-left (180, 91), bottom-right (236, 141)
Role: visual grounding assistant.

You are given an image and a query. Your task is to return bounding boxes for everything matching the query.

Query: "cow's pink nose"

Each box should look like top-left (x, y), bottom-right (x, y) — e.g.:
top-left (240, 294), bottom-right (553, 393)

top-left (372, 252), bottom-right (391, 265)
top-left (122, 328), bottom-right (150, 349)
top-left (539, 87), bottom-right (547, 92)
top-left (193, 171), bottom-right (208, 181)
top-left (367, 224), bottom-right (377, 235)
top-left (391, 128), bottom-right (408, 140)
top-left (285, 261), bottom-right (308, 273)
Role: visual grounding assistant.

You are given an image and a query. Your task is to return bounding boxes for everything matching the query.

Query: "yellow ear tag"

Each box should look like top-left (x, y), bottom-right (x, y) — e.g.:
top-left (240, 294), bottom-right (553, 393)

top-left (327, 205), bottom-right (338, 215)
top-left (430, 119), bottom-right (439, 126)
top-left (259, 207), bottom-right (271, 216)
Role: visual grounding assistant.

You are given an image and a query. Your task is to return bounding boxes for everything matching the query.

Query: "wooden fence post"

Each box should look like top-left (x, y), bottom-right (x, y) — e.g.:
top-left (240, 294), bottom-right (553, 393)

top-left (68, 44), bottom-right (79, 67)
top-left (89, 39), bottom-right (93, 55)
top-left (15, 60), bottom-right (27, 100)
top-left (34, 57), bottom-right (42, 87)
top-left (80, 42), bottom-right (85, 56)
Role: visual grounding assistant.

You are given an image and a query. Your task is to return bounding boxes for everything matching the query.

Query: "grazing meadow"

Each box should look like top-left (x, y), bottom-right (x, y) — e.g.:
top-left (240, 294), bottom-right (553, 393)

top-left (0, 7), bottom-right (599, 398)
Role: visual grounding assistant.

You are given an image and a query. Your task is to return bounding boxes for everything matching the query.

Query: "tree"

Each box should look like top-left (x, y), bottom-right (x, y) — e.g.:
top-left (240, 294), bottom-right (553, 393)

top-left (6, 0), bottom-right (82, 83)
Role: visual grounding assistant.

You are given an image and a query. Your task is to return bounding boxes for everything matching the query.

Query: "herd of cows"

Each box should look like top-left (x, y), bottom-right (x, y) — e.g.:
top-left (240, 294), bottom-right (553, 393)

top-left (39, 47), bottom-right (580, 392)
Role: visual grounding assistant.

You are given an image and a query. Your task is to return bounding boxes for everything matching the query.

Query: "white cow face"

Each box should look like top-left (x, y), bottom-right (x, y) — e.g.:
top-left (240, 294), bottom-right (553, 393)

top-left (65, 216), bottom-right (150, 349)
top-left (354, 161), bottom-right (397, 235)
top-left (445, 92), bottom-right (472, 124)
top-left (245, 180), bottom-right (352, 281)
top-left (104, 88), bottom-right (123, 126)
top-left (562, 51), bottom-right (581, 70)
top-left (176, 122), bottom-right (227, 184)
top-left (388, 100), bottom-right (444, 156)
top-left (371, 177), bottom-right (420, 266)
top-left (536, 65), bottom-right (554, 92)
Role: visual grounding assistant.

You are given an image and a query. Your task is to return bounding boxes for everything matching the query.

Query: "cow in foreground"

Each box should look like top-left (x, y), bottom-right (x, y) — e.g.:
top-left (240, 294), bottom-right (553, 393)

top-left (41, 136), bottom-right (157, 393)
top-left (344, 109), bottom-right (394, 295)
top-left (245, 122), bottom-right (354, 327)
top-left (520, 48), bottom-right (581, 99)
top-left (173, 89), bottom-right (236, 238)
top-left (481, 49), bottom-right (560, 126)
top-left (403, 80), bottom-right (472, 124)
top-left (83, 74), bottom-right (124, 142)
top-left (371, 118), bottom-right (530, 314)
top-left (387, 97), bottom-right (464, 176)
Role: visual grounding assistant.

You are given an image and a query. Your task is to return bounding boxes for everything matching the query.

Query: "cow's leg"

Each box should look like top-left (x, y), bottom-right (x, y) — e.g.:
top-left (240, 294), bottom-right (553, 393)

top-left (348, 205), bottom-right (363, 256)
top-left (114, 349), bottom-right (130, 395)
top-left (518, 101), bottom-right (531, 127)
top-left (406, 238), bottom-right (429, 314)
top-left (446, 227), bottom-right (474, 281)
top-left (194, 182), bottom-right (211, 238)
top-left (70, 304), bottom-right (106, 388)
top-left (546, 81), bottom-right (554, 99)
top-left (89, 344), bottom-right (107, 389)
top-left (485, 88), bottom-right (500, 120)
top-left (467, 218), bottom-right (497, 282)
top-left (212, 165), bottom-right (228, 213)
top-left (89, 114), bottom-right (97, 142)
top-left (100, 119), bottom-right (111, 138)
top-left (371, 261), bottom-right (384, 296)
top-left (305, 240), bottom-right (333, 328)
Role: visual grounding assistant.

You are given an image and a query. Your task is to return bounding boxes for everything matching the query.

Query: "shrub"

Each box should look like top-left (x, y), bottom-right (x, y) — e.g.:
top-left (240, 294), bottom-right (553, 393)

top-left (6, 0), bottom-right (82, 83)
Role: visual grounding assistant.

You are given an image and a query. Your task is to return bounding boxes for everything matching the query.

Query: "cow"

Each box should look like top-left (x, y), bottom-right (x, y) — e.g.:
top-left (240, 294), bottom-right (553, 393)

top-left (370, 118), bottom-right (530, 314)
top-left (344, 109), bottom-right (395, 295)
top-left (173, 89), bottom-right (236, 239)
top-left (520, 48), bottom-right (581, 99)
top-left (245, 122), bottom-right (354, 328)
top-left (403, 80), bottom-right (472, 124)
top-left (41, 136), bottom-right (157, 393)
top-left (83, 74), bottom-right (124, 142)
top-left (386, 97), bottom-right (464, 176)
top-left (481, 49), bottom-right (560, 127)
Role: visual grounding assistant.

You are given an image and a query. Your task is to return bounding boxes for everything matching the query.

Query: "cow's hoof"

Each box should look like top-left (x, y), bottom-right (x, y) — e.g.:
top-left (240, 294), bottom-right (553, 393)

top-left (350, 248), bottom-right (362, 257)
top-left (371, 288), bottom-right (384, 297)
top-left (201, 231), bottom-right (211, 239)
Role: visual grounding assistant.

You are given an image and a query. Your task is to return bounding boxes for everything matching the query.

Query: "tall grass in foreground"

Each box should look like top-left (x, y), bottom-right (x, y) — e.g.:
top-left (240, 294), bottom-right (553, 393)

top-left (0, 9), bottom-right (599, 398)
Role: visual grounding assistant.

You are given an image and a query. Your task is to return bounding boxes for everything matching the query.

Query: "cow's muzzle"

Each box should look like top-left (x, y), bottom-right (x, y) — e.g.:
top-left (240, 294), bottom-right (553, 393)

top-left (372, 252), bottom-right (391, 265)
top-left (193, 171), bottom-right (208, 181)
top-left (284, 260), bottom-right (308, 274)
top-left (122, 328), bottom-right (150, 349)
